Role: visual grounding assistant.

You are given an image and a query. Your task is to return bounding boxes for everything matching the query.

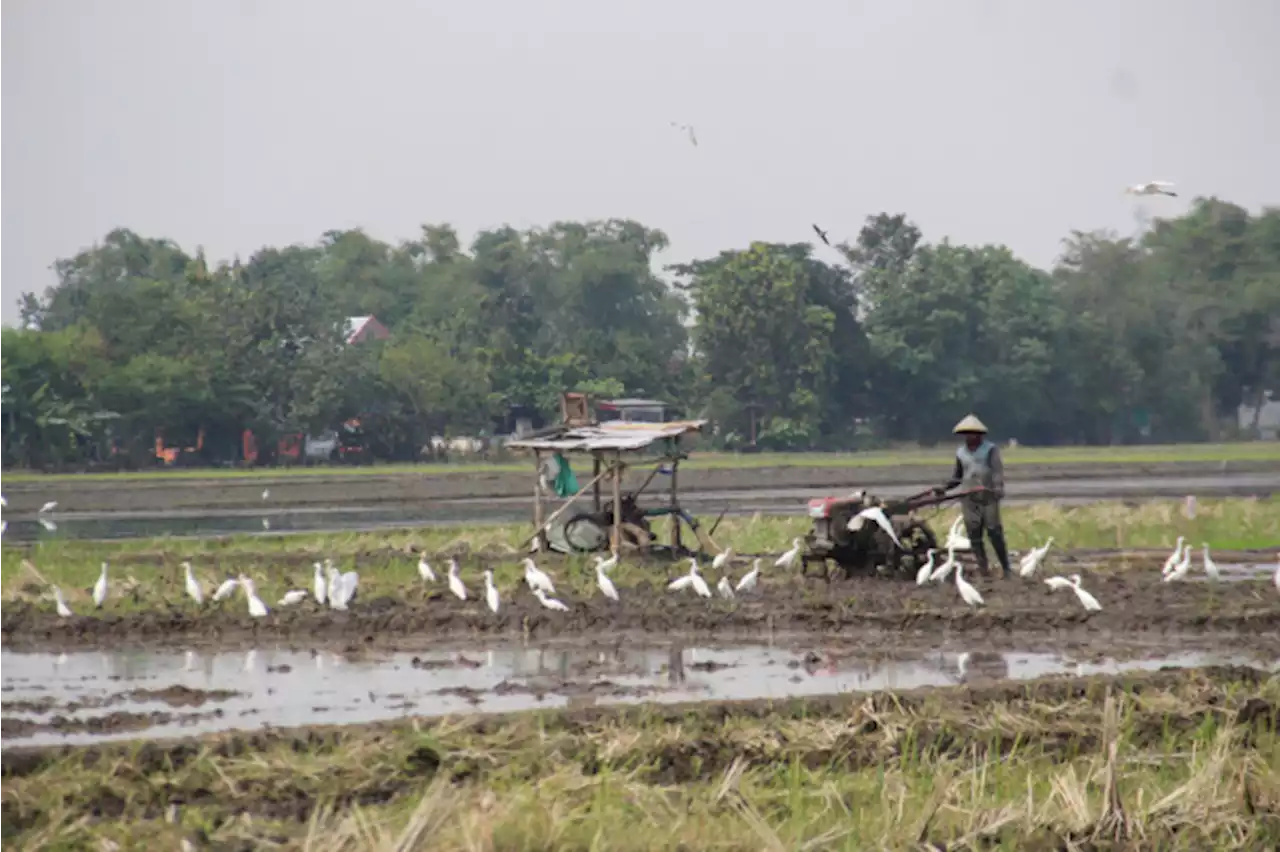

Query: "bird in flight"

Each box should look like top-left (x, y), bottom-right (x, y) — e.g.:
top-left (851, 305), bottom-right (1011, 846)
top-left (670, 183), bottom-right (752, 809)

top-left (670, 122), bottom-right (697, 147)
top-left (1124, 180), bottom-right (1177, 197)
top-left (812, 224), bottom-right (831, 246)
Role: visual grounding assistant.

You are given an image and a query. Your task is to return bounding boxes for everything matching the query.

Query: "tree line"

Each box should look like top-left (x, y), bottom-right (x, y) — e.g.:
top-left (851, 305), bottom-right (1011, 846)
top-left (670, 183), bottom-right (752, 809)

top-left (3, 199), bottom-right (1277, 468)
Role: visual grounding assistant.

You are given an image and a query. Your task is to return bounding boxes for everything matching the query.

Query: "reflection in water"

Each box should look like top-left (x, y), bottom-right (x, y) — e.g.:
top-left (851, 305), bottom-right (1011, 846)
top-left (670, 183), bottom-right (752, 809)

top-left (2, 643), bottom-right (1274, 748)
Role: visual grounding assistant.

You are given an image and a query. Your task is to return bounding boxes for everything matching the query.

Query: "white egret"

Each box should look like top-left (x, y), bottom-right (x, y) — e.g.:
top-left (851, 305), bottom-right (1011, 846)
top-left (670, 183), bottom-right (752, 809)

top-left (39, 501), bottom-right (57, 514)
top-left (915, 550), bottom-right (936, 586)
top-left (53, 586), bottom-right (73, 618)
top-left (212, 578), bottom-right (240, 602)
top-left (1018, 537), bottom-right (1055, 578)
top-left (849, 506), bottom-right (904, 550)
top-left (1044, 575), bottom-right (1076, 591)
top-left (278, 590), bottom-right (308, 606)
top-left (596, 551), bottom-right (619, 573)
top-left (1161, 537), bottom-right (1186, 577)
top-left (1274, 557), bottom-right (1280, 593)
top-left (955, 564), bottom-right (984, 608)
top-left (183, 562), bottom-right (204, 605)
top-left (775, 538), bottom-right (803, 570)
top-left (240, 577), bottom-right (269, 618)
top-left (930, 547), bottom-right (958, 583)
top-left (325, 565), bottom-right (358, 610)
top-left (736, 558), bottom-right (762, 593)
top-left (447, 559), bottom-right (468, 600)
top-left (418, 555), bottom-right (437, 583)
top-left (39, 518), bottom-right (57, 532)
top-left (716, 575), bottom-right (735, 599)
top-left (261, 488), bottom-right (270, 501)
top-left (711, 547), bottom-right (734, 573)
top-left (1124, 180), bottom-right (1177, 197)
top-left (484, 569), bottom-right (500, 614)
top-left (1068, 575), bottom-right (1102, 612)
top-left (533, 587), bottom-right (570, 612)
top-left (313, 562), bottom-right (327, 605)
top-left (595, 558), bottom-right (619, 601)
top-left (1, 521), bottom-right (6, 538)
top-left (92, 563), bottom-right (109, 608)
top-left (1163, 546), bottom-right (1192, 583)
top-left (522, 558), bottom-right (555, 595)
top-left (669, 558), bottom-right (711, 596)
top-left (261, 518), bottom-right (270, 530)
top-left (1201, 543), bottom-right (1220, 581)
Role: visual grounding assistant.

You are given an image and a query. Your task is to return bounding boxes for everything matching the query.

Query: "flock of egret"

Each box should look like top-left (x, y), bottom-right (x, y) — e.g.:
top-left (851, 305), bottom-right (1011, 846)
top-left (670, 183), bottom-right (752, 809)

top-left (25, 485), bottom-right (1278, 621)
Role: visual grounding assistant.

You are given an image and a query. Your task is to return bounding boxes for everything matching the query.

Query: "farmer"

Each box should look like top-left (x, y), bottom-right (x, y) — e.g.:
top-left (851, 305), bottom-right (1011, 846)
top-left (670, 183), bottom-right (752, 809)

top-left (933, 414), bottom-right (1012, 578)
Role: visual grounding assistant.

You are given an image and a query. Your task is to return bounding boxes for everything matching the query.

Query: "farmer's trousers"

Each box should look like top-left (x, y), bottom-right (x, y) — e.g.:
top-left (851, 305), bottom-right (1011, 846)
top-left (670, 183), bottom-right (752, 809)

top-left (961, 497), bottom-right (1012, 577)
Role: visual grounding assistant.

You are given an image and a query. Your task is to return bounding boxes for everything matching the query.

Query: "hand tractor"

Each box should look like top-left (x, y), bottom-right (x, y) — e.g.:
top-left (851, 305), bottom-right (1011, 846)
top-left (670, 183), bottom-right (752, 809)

top-left (801, 487), bottom-right (978, 580)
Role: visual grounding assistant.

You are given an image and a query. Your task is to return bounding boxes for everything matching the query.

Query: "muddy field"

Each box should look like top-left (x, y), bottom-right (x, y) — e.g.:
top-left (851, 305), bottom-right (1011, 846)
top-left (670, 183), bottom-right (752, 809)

top-left (5, 548), bottom-right (1279, 653)
top-left (4, 665), bottom-right (1278, 849)
top-left (5, 458), bottom-right (1278, 515)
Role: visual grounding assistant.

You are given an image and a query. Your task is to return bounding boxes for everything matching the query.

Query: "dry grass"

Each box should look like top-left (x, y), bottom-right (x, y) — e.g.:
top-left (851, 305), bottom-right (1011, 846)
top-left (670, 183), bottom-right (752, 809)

top-left (3, 667), bottom-right (1278, 849)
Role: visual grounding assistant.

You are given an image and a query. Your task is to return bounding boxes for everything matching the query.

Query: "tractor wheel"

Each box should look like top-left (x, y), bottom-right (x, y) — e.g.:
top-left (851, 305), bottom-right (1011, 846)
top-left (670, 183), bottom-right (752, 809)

top-left (562, 513), bottom-right (610, 553)
top-left (897, 520), bottom-right (939, 579)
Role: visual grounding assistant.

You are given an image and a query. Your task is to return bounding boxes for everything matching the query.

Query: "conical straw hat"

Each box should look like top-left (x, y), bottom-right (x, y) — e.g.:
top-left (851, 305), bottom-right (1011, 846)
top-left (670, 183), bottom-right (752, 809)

top-left (952, 414), bottom-right (988, 434)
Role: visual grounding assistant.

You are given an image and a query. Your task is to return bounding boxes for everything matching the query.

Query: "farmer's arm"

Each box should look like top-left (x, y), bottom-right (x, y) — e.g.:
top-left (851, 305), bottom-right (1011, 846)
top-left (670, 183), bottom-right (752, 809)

top-left (989, 446), bottom-right (1006, 499)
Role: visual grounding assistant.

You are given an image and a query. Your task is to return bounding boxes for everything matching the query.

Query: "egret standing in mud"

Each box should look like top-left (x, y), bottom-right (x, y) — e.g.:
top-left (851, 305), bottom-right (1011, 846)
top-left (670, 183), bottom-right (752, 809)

top-left (313, 563), bottom-right (327, 605)
top-left (930, 546), bottom-right (958, 583)
top-left (418, 555), bottom-right (437, 583)
top-left (240, 576), bottom-right (269, 618)
top-left (712, 547), bottom-right (734, 573)
top-left (484, 569), bottom-right (500, 614)
top-left (736, 559), bottom-right (762, 593)
top-left (92, 563), bottom-right (109, 608)
top-left (1164, 545), bottom-right (1192, 582)
top-left (916, 550), bottom-right (936, 586)
top-left (522, 558), bottom-right (555, 595)
top-left (669, 559), bottom-right (711, 597)
top-left (52, 586), bottom-right (73, 618)
top-left (212, 577), bottom-right (240, 602)
top-left (1201, 543), bottom-right (1220, 581)
top-left (716, 574), bottom-right (735, 599)
top-left (278, 589), bottom-right (308, 606)
top-left (447, 559), bottom-right (468, 600)
top-left (183, 562), bottom-right (204, 605)
top-left (1162, 536), bottom-right (1186, 577)
top-left (1017, 538), bottom-right (1054, 578)
top-left (533, 587), bottom-right (570, 611)
top-left (1067, 575), bottom-right (1102, 612)
top-left (776, 539), bottom-right (802, 570)
top-left (954, 564), bottom-right (984, 608)
top-left (595, 556), bottom-right (619, 601)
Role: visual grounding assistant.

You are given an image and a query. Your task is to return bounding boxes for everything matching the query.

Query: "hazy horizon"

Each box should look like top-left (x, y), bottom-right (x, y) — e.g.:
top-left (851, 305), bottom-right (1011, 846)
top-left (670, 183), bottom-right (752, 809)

top-left (4, 0), bottom-right (1279, 326)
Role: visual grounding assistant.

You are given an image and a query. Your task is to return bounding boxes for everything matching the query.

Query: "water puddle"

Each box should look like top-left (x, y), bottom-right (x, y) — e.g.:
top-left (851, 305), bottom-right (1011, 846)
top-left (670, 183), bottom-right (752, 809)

top-left (3, 642), bottom-right (1274, 747)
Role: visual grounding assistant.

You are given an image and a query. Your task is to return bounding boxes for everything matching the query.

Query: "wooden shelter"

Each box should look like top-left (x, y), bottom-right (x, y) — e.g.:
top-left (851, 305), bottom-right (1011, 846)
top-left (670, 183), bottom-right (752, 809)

top-left (505, 393), bottom-right (709, 554)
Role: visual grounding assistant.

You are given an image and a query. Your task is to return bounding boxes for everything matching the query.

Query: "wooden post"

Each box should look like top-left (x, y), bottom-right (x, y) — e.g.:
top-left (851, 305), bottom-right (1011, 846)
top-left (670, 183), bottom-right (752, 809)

top-left (611, 451), bottom-right (623, 554)
top-left (592, 455), bottom-right (601, 512)
top-left (670, 455), bottom-right (681, 551)
top-left (533, 450), bottom-right (545, 551)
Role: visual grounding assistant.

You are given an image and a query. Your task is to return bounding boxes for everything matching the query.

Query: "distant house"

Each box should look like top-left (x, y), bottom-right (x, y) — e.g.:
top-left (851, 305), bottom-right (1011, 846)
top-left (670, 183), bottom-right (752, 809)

top-left (343, 315), bottom-right (391, 345)
top-left (596, 398), bottom-right (673, 424)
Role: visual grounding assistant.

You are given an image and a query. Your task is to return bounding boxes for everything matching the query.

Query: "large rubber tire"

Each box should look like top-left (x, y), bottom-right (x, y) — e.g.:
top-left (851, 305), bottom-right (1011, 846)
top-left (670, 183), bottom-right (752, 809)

top-left (562, 514), bottom-right (610, 553)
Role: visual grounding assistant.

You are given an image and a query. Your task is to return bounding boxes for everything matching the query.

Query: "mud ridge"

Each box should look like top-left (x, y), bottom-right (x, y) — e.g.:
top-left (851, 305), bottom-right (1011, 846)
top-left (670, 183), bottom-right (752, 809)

top-left (5, 569), bottom-right (1280, 652)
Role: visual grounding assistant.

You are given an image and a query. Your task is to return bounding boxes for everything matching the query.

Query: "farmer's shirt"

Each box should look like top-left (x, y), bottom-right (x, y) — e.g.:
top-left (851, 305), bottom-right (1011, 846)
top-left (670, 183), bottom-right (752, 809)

top-left (945, 439), bottom-right (1005, 500)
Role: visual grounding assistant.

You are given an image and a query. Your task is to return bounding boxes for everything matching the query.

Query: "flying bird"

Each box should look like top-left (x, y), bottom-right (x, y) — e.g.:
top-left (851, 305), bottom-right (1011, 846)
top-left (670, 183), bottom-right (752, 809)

top-left (670, 122), bottom-right (697, 147)
top-left (1124, 180), bottom-right (1177, 197)
top-left (812, 224), bottom-right (830, 246)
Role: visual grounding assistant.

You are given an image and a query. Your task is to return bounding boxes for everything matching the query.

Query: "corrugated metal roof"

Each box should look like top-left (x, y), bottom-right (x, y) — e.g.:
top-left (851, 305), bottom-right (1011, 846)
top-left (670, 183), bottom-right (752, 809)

top-left (506, 420), bottom-right (706, 453)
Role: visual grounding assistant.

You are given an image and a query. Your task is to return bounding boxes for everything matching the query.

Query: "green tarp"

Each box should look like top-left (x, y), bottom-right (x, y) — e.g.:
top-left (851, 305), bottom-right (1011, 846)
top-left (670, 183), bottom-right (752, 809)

top-left (552, 452), bottom-right (578, 498)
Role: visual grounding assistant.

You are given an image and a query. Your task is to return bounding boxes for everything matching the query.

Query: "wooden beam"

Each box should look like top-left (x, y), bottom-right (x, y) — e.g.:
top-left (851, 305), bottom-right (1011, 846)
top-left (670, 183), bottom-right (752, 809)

top-left (611, 450), bottom-right (623, 554)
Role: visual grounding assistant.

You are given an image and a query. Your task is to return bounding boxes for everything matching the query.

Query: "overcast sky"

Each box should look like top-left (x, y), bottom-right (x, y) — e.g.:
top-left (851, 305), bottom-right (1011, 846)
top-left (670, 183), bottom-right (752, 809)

top-left (3, 0), bottom-right (1279, 325)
